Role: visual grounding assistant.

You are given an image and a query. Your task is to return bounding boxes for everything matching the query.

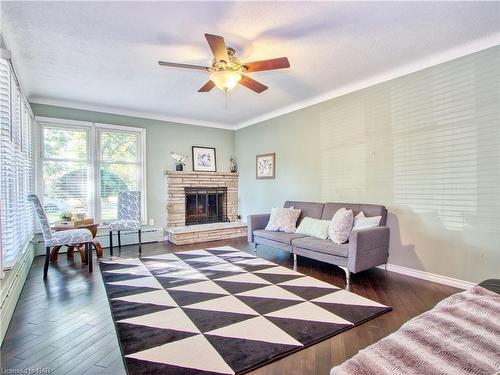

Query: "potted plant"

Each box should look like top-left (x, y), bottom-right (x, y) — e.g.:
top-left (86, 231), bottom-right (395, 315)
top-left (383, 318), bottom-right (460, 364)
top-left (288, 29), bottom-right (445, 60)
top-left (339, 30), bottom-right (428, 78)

top-left (171, 152), bottom-right (187, 171)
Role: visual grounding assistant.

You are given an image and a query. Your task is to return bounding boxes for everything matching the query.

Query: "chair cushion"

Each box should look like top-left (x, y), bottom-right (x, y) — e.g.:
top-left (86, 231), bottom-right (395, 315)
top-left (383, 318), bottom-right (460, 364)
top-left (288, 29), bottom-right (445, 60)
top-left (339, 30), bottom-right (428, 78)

top-left (253, 229), bottom-right (308, 245)
top-left (292, 237), bottom-right (348, 257)
top-left (46, 228), bottom-right (93, 247)
top-left (109, 220), bottom-right (141, 231)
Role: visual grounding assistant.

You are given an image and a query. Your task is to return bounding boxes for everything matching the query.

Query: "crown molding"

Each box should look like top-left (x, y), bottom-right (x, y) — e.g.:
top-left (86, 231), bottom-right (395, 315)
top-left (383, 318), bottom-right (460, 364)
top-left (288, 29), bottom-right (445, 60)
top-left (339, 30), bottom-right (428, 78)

top-left (234, 36), bottom-right (500, 130)
top-left (29, 97), bottom-right (235, 130)
top-left (29, 36), bottom-right (499, 132)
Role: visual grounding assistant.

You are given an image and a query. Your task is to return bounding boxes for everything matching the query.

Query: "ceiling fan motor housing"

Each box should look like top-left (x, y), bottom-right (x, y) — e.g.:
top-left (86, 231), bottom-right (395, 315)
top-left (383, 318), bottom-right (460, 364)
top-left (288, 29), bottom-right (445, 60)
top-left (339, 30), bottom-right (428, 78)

top-left (210, 48), bottom-right (246, 73)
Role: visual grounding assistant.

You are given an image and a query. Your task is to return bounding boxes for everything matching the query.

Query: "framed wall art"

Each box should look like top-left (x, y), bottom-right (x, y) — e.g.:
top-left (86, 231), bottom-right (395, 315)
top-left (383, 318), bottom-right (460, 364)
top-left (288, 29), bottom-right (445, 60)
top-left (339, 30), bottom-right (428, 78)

top-left (256, 153), bottom-right (275, 179)
top-left (192, 146), bottom-right (217, 172)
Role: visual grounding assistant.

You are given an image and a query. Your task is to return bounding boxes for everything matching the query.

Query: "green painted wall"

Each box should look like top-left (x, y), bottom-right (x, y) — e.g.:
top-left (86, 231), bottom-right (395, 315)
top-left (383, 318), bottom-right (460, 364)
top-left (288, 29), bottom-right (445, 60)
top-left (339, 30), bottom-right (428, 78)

top-left (31, 104), bottom-right (235, 229)
top-left (236, 46), bottom-right (500, 283)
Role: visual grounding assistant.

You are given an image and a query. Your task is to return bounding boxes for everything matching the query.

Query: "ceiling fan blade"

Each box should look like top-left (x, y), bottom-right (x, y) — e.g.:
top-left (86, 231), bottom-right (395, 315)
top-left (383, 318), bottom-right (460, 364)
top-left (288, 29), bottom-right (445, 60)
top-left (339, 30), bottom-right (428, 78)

top-left (239, 75), bottom-right (268, 93)
top-left (198, 80), bottom-right (216, 92)
top-left (205, 34), bottom-right (229, 63)
top-left (244, 57), bottom-right (290, 72)
top-left (158, 61), bottom-right (209, 71)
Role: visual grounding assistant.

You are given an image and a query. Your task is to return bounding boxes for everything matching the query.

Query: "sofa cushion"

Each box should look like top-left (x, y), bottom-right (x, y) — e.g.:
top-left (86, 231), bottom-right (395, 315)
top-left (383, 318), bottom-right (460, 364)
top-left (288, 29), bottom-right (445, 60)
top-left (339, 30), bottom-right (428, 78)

top-left (254, 229), bottom-right (309, 245)
top-left (292, 237), bottom-right (348, 257)
top-left (284, 201), bottom-right (324, 224)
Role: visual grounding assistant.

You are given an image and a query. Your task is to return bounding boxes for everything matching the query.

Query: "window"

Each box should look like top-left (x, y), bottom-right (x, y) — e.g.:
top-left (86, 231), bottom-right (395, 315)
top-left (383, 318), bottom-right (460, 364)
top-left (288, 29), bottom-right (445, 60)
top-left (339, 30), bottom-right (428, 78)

top-left (37, 121), bottom-right (146, 224)
top-left (98, 129), bottom-right (141, 221)
top-left (41, 126), bottom-right (90, 222)
top-left (0, 58), bottom-right (34, 270)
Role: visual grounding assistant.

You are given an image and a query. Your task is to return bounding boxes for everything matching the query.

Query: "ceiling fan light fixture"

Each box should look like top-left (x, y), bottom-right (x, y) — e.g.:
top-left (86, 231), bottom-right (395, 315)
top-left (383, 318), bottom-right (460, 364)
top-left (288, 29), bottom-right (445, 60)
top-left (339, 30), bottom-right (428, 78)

top-left (209, 70), bottom-right (241, 91)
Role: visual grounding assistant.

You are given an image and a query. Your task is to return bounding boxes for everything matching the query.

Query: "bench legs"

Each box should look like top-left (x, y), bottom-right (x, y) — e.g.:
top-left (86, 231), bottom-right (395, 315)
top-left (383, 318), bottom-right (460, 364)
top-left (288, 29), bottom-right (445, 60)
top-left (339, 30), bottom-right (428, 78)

top-left (293, 253), bottom-right (297, 271)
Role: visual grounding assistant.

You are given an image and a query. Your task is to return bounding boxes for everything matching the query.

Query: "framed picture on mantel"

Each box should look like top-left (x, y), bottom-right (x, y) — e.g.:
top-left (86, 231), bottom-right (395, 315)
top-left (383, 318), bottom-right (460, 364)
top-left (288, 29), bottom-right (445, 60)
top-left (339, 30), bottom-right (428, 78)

top-left (256, 153), bottom-right (275, 179)
top-left (192, 146), bottom-right (217, 172)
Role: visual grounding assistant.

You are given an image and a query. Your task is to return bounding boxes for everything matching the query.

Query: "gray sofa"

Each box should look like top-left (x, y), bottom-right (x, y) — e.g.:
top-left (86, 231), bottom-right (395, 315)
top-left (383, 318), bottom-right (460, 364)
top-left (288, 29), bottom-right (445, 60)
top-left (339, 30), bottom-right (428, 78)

top-left (247, 201), bottom-right (390, 284)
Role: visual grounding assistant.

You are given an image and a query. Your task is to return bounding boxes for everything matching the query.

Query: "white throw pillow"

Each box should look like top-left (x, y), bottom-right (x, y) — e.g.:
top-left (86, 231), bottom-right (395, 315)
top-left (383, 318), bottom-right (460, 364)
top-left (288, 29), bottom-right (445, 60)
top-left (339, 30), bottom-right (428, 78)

top-left (352, 211), bottom-right (382, 231)
top-left (328, 208), bottom-right (354, 244)
top-left (265, 207), bottom-right (301, 233)
top-left (295, 217), bottom-right (331, 239)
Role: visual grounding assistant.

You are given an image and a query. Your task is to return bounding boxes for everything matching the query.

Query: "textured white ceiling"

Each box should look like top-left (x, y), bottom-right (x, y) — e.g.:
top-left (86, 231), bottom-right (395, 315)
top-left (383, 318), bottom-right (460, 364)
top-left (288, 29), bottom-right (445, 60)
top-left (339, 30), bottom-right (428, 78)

top-left (1, 1), bottom-right (499, 128)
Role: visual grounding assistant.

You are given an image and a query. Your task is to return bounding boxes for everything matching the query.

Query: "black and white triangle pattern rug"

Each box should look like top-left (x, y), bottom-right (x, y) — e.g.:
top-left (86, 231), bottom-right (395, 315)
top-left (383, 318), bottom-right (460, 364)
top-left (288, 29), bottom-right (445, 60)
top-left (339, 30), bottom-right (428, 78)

top-left (100, 246), bottom-right (391, 375)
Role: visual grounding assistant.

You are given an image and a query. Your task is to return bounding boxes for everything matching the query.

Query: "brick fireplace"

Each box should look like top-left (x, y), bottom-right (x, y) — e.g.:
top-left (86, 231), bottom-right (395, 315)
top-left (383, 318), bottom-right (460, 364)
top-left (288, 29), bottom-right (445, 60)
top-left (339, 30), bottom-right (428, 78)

top-left (165, 171), bottom-right (246, 245)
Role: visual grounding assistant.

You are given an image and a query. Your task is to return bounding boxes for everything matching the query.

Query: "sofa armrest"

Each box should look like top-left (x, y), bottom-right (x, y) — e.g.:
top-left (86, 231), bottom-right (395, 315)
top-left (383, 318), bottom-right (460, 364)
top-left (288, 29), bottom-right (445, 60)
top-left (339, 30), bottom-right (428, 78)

top-left (247, 214), bottom-right (270, 242)
top-left (347, 226), bottom-right (390, 273)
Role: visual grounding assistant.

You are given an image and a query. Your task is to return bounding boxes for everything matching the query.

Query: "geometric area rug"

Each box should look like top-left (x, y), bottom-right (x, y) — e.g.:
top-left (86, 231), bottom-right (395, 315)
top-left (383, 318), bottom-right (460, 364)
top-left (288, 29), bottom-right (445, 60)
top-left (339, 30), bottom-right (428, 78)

top-left (100, 246), bottom-right (391, 375)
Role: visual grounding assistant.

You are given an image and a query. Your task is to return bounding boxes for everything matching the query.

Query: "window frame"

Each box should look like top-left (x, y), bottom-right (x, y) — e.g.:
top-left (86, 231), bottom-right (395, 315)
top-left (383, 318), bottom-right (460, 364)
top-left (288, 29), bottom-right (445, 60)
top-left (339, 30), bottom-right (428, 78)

top-left (35, 117), bottom-right (147, 225)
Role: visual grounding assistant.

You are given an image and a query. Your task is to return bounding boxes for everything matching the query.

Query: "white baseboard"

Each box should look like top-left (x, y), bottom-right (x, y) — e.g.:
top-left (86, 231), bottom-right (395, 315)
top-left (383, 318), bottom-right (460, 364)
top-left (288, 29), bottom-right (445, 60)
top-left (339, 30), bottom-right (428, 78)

top-left (377, 263), bottom-right (476, 290)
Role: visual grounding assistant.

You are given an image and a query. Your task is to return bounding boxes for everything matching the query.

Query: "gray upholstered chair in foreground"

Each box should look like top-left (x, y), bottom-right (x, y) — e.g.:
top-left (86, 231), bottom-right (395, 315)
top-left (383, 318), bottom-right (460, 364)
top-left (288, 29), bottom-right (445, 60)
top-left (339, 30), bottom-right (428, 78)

top-left (27, 194), bottom-right (94, 279)
top-left (108, 191), bottom-right (142, 256)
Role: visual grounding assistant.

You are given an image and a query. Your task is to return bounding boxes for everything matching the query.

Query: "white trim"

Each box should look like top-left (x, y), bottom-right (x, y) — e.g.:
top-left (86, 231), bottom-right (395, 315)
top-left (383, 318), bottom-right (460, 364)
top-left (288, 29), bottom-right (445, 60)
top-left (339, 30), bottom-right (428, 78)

top-left (30, 97), bottom-right (234, 130)
top-left (234, 37), bottom-right (499, 129)
top-left (35, 118), bottom-right (147, 224)
top-left (377, 263), bottom-right (476, 290)
top-left (0, 241), bottom-right (34, 344)
top-left (35, 116), bottom-right (93, 128)
top-left (29, 39), bottom-right (499, 131)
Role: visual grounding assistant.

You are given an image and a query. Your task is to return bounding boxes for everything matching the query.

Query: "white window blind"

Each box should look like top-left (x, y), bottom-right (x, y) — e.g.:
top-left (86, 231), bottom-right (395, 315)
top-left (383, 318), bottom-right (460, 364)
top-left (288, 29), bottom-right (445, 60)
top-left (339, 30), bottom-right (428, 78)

top-left (38, 122), bottom-right (146, 224)
top-left (0, 58), bottom-right (34, 270)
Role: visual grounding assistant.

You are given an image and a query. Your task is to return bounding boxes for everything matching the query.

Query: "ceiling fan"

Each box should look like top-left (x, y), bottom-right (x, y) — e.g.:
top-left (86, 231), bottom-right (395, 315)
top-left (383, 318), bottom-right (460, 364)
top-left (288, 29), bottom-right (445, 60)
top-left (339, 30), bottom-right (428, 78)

top-left (158, 34), bottom-right (290, 94)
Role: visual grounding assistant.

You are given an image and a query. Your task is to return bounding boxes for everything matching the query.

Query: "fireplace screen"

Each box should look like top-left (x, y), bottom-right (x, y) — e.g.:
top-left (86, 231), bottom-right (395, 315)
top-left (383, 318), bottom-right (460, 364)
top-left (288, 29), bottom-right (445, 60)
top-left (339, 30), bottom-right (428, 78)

top-left (185, 187), bottom-right (229, 225)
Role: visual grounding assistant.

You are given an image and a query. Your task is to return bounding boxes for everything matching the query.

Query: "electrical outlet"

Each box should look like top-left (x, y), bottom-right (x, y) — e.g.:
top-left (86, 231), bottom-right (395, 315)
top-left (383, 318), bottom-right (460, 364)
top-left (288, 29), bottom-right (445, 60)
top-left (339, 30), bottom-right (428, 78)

top-left (149, 219), bottom-right (154, 226)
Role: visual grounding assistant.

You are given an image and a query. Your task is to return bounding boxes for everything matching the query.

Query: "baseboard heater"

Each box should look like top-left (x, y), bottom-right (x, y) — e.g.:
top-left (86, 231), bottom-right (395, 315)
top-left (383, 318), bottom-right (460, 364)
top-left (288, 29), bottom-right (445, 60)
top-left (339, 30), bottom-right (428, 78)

top-left (33, 227), bottom-right (163, 256)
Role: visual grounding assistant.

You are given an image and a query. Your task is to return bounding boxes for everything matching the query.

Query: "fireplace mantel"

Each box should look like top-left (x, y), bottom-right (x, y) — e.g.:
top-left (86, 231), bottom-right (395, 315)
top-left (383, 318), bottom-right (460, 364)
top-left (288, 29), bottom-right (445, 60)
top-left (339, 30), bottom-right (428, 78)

top-left (165, 170), bottom-right (238, 228)
top-left (165, 171), bottom-right (238, 177)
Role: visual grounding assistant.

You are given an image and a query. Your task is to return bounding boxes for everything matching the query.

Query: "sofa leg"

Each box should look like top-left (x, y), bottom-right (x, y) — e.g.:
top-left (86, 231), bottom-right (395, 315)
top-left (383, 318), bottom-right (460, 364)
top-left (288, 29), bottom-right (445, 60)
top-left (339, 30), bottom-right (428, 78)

top-left (339, 266), bottom-right (350, 285)
top-left (254, 243), bottom-right (258, 254)
top-left (293, 253), bottom-right (297, 271)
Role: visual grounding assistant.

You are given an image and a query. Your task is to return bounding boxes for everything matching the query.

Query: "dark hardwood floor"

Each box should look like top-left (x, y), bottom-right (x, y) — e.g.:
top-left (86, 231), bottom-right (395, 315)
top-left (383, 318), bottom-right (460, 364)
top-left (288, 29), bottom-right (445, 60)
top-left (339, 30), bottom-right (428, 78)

top-left (1, 238), bottom-right (460, 374)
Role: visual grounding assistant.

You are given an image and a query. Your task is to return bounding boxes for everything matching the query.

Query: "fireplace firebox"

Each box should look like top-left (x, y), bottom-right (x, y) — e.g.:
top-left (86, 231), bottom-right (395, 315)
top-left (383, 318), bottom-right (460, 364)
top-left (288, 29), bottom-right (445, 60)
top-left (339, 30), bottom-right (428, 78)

top-left (185, 187), bottom-right (229, 225)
